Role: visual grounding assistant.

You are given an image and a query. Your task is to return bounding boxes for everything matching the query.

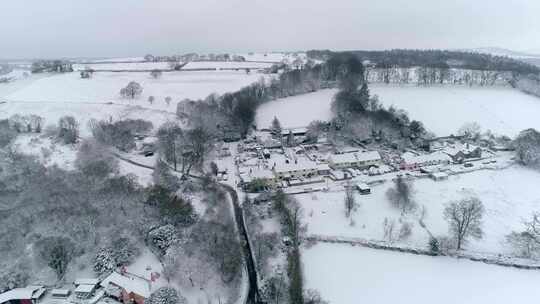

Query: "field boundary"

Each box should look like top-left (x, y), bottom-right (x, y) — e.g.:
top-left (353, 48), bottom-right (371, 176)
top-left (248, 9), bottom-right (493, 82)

top-left (308, 234), bottom-right (540, 270)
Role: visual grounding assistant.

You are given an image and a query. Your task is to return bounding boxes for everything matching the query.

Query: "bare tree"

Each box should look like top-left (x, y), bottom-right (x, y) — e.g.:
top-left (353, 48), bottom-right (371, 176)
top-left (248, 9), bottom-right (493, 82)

top-left (58, 116), bottom-right (79, 144)
top-left (386, 175), bottom-right (415, 214)
top-left (120, 81), bottom-right (143, 99)
top-left (148, 96), bottom-right (155, 105)
top-left (457, 122), bottom-right (481, 140)
top-left (506, 212), bottom-right (540, 258)
top-left (443, 197), bottom-right (484, 250)
top-left (150, 69), bottom-right (162, 79)
top-left (344, 181), bottom-right (356, 218)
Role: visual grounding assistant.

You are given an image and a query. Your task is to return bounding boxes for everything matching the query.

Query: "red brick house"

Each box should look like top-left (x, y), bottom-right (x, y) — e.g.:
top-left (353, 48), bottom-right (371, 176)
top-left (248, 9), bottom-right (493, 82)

top-left (101, 272), bottom-right (150, 304)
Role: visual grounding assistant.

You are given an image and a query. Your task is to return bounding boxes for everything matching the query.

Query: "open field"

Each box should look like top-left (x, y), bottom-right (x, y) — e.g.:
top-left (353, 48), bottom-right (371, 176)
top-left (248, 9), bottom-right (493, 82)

top-left (371, 84), bottom-right (540, 137)
top-left (0, 70), bottom-right (265, 134)
top-left (72, 61), bottom-right (171, 71)
top-left (183, 61), bottom-right (273, 69)
top-left (303, 243), bottom-right (540, 304)
top-left (255, 85), bottom-right (540, 137)
top-left (297, 166), bottom-right (540, 255)
top-left (255, 89), bottom-right (337, 129)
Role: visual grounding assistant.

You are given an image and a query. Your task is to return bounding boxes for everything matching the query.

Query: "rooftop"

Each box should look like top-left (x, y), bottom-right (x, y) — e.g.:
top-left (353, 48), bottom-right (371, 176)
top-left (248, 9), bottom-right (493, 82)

top-left (0, 286), bottom-right (45, 304)
top-left (100, 272), bottom-right (151, 298)
top-left (74, 284), bottom-right (95, 294)
top-left (74, 279), bottom-right (100, 286)
top-left (330, 151), bottom-right (381, 164)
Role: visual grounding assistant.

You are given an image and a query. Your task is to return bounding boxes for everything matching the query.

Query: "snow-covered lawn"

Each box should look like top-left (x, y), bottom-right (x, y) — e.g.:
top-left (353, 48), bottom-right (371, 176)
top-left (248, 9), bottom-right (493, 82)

top-left (372, 84), bottom-right (540, 137)
top-left (303, 243), bottom-right (540, 304)
top-left (298, 166), bottom-right (540, 255)
top-left (255, 89), bottom-right (337, 129)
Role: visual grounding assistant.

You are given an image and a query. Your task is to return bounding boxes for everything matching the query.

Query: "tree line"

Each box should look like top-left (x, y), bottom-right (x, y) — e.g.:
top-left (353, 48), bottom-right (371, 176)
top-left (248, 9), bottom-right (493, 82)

top-left (308, 49), bottom-right (540, 75)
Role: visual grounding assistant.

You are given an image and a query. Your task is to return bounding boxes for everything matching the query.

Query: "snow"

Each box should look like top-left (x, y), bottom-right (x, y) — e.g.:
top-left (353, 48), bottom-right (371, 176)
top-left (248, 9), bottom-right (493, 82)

top-left (372, 84), bottom-right (540, 137)
top-left (298, 165), bottom-right (540, 255)
top-left (11, 135), bottom-right (78, 169)
top-left (183, 61), bottom-right (273, 70)
top-left (0, 288), bottom-right (35, 303)
top-left (100, 272), bottom-right (151, 298)
top-left (256, 84), bottom-right (540, 137)
top-left (303, 243), bottom-right (540, 304)
top-left (1, 70), bottom-right (264, 135)
top-left (3, 71), bottom-right (263, 107)
top-left (255, 89), bottom-right (337, 129)
top-left (73, 62), bottom-right (171, 71)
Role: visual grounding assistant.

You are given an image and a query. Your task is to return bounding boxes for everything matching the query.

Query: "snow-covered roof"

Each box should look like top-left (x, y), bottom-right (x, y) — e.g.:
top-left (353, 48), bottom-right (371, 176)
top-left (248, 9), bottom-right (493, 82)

top-left (431, 172), bottom-right (449, 178)
top-left (442, 143), bottom-right (481, 156)
top-left (281, 127), bottom-right (308, 135)
top-left (75, 279), bottom-right (100, 286)
top-left (402, 151), bottom-right (451, 164)
top-left (51, 289), bottom-right (70, 296)
top-left (356, 182), bottom-right (370, 190)
top-left (100, 272), bottom-right (151, 298)
top-left (330, 151), bottom-right (381, 164)
top-left (273, 159), bottom-right (320, 173)
top-left (329, 153), bottom-right (357, 164)
top-left (74, 284), bottom-right (95, 294)
top-left (240, 169), bottom-right (275, 183)
top-left (0, 287), bottom-right (40, 304)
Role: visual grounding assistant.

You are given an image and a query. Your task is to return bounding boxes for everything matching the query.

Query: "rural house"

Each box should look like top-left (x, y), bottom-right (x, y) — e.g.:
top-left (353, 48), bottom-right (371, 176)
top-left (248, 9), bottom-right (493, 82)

top-left (328, 151), bottom-right (382, 169)
top-left (400, 151), bottom-right (452, 170)
top-left (0, 286), bottom-right (46, 304)
top-left (101, 272), bottom-right (151, 304)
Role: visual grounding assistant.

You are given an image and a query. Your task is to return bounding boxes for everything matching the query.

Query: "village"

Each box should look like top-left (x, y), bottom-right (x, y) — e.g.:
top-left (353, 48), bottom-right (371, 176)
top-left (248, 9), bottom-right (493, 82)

top-left (215, 126), bottom-right (514, 197)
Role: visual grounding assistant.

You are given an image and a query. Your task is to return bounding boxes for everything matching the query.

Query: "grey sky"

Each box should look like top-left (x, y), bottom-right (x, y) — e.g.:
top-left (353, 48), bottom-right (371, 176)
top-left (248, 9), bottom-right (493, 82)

top-left (1, 0), bottom-right (539, 59)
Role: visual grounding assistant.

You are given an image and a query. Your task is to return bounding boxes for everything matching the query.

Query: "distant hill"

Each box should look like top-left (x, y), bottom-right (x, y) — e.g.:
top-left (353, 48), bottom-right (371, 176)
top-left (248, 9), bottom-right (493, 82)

top-left (464, 47), bottom-right (540, 59)
top-left (463, 47), bottom-right (540, 68)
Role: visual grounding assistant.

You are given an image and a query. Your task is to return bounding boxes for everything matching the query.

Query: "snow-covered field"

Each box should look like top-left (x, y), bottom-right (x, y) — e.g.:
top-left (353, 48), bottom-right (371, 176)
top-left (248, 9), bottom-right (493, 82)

top-left (183, 61), bottom-right (274, 69)
top-left (0, 70), bottom-right (264, 134)
top-left (298, 166), bottom-right (540, 255)
top-left (73, 61), bottom-right (171, 71)
top-left (303, 243), bottom-right (540, 304)
top-left (255, 89), bottom-right (337, 129)
top-left (255, 85), bottom-right (540, 137)
top-left (371, 84), bottom-right (540, 137)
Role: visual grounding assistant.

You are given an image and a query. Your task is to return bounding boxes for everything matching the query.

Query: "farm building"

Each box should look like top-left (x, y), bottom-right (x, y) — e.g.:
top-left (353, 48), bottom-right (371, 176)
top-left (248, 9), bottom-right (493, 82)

top-left (73, 279), bottom-right (99, 299)
top-left (328, 151), bottom-right (382, 169)
top-left (400, 151), bottom-right (452, 170)
top-left (0, 286), bottom-right (46, 304)
top-left (101, 272), bottom-right (151, 304)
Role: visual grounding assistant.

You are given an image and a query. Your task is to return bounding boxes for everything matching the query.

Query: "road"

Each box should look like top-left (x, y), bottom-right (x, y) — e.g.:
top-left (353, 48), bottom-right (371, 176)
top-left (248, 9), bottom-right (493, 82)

top-left (220, 183), bottom-right (262, 304)
top-left (113, 153), bottom-right (262, 304)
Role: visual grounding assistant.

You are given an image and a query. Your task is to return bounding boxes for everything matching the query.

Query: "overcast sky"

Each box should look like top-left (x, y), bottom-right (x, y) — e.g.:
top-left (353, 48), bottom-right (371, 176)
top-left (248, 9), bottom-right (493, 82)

top-left (1, 0), bottom-right (540, 59)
